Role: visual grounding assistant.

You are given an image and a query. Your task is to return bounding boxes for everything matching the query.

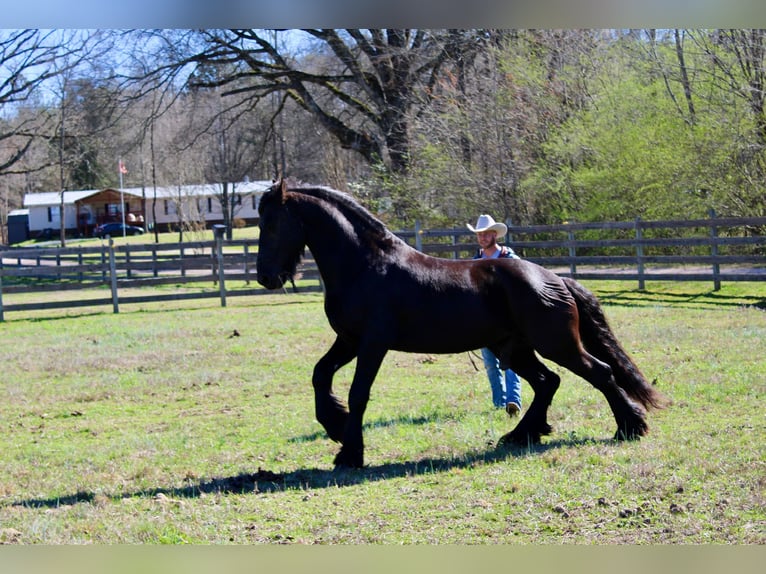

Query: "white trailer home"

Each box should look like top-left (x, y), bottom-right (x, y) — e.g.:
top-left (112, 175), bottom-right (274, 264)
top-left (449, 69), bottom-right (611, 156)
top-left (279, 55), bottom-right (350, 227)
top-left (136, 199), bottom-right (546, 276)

top-left (22, 181), bottom-right (271, 238)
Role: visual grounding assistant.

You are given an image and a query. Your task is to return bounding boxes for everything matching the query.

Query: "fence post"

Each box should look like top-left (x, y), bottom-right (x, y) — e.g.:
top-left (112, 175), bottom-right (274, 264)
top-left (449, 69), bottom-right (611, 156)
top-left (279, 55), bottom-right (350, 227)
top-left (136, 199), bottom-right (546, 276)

top-left (213, 225), bottom-right (227, 307)
top-left (635, 217), bottom-right (645, 290)
top-left (244, 243), bottom-right (250, 284)
top-left (567, 226), bottom-right (577, 277)
top-left (210, 245), bottom-right (217, 286)
top-left (125, 245), bottom-right (132, 279)
top-left (709, 208), bottom-right (721, 291)
top-left (505, 218), bottom-right (515, 259)
top-left (0, 259), bottom-right (4, 322)
top-left (152, 244), bottom-right (158, 277)
top-left (108, 238), bottom-right (119, 314)
top-left (415, 220), bottom-right (423, 251)
top-left (101, 244), bottom-right (107, 282)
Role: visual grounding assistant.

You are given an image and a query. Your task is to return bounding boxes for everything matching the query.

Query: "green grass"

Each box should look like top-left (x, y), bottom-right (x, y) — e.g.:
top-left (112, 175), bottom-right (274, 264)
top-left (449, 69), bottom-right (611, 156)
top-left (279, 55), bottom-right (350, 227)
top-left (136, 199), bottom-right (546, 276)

top-left (0, 282), bottom-right (764, 543)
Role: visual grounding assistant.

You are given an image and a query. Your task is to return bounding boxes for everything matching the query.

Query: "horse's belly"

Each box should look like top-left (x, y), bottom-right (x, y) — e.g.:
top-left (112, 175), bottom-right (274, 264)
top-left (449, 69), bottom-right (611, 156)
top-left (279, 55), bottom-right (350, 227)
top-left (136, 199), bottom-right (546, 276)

top-left (326, 286), bottom-right (508, 354)
top-left (391, 313), bottom-right (504, 354)
top-left (389, 337), bottom-right (484, 354)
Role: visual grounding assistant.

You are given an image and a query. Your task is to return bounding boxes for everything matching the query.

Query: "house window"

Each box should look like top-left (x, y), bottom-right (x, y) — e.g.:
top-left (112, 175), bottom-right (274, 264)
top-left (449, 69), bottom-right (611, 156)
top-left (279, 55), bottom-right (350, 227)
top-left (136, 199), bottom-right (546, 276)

top-left (164, 200), bottom-right (169, 215)
top-left (47, 206), bottom-right (59, 223)
top-left (207, 197), bottom-right (213, 213)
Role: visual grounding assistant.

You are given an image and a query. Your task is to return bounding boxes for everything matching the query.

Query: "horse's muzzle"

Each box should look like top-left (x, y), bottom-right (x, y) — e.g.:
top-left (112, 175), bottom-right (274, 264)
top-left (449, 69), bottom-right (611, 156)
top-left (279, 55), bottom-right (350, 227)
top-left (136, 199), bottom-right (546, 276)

top-left (256, 273), bottom-right (285, 290)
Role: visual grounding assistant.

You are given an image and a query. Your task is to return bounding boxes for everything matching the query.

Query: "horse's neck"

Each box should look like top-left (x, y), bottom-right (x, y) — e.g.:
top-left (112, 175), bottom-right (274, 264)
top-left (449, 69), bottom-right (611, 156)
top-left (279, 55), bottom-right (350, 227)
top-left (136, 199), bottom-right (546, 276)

top-left (299, 200), bottom-right (390, 291)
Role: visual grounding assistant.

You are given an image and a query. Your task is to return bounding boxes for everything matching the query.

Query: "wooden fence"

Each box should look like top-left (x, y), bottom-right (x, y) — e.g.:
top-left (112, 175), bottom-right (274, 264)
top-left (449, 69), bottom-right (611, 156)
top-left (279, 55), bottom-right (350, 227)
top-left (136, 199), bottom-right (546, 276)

top-left (0, 237), bottom-right (322, 321)
top-left (401, 213), bottom-right (766, 290)
top-left (1, 213), bottom-right (764, 320)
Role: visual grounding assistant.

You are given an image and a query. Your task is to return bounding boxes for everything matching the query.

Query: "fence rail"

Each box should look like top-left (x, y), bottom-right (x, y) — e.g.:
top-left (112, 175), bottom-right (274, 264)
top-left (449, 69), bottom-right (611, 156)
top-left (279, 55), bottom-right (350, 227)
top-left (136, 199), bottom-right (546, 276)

top-left (400, 213), bottom-right (766, 290)
top-left (0, 237), bottom-right (324, 321)
top-left (1, 213), bottom-right (764, 320)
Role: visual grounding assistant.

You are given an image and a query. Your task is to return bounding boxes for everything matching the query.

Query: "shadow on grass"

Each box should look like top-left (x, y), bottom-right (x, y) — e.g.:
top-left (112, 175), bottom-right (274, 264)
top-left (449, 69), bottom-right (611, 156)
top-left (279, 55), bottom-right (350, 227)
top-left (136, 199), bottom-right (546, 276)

top-left (597, 288), bottom-right (766, 310)
top-left (8, 434), bottom-right (615, 509)
top-left (288, 412), bottom-right (447, 443)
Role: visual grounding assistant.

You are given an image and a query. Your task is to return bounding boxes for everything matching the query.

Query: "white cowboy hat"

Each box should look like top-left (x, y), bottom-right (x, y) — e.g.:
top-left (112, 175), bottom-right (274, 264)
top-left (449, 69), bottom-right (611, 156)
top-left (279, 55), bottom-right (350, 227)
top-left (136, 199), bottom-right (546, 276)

top-left (466, 214), bottom-right (507, 237)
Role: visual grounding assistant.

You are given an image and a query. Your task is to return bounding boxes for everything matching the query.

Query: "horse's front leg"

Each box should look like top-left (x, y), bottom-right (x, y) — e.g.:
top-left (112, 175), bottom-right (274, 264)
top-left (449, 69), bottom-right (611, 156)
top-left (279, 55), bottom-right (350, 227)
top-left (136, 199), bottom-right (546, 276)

top-left (312, 337), bottom-right (357, 443)
top-left (333, 345), bottom-right (388, 469)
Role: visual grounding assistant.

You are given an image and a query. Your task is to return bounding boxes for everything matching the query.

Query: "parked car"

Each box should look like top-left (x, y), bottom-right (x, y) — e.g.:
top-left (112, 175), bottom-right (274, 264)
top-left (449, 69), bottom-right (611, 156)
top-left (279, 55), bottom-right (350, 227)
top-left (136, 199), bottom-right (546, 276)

top-left (94, 222), bottom-right (145, 237)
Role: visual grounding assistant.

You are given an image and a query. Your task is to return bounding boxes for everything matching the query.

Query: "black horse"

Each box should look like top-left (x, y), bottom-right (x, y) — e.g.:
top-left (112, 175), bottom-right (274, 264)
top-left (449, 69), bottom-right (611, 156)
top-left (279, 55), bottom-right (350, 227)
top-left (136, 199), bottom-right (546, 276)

top-left (256, 180), bottom-right (666, 468)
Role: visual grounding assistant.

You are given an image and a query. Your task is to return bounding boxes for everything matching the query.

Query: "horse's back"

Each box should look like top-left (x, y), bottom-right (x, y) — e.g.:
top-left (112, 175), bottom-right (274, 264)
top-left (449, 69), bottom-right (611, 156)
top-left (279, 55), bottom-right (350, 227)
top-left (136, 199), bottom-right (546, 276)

top-left (473, 257), bottom-right (573, 306)
top-left (481, 258), bottom-right (587, 359)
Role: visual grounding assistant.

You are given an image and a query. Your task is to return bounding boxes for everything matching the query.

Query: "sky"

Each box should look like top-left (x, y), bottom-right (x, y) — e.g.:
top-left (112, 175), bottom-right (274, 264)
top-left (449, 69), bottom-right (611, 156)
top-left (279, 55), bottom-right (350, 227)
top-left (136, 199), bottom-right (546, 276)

top-left (4, 0), bottom-right (766, 29)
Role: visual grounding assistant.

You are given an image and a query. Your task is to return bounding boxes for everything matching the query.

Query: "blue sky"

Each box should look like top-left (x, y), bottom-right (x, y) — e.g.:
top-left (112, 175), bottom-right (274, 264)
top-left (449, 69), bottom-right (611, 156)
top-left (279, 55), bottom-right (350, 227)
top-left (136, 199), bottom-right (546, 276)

top-left (5, 1), bottom-right (766, 29)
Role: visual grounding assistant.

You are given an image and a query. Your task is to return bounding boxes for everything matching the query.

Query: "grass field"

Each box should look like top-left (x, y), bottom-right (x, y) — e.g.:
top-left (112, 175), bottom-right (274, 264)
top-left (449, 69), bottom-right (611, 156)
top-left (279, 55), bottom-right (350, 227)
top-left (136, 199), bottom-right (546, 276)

top-left (0, 281), bottom-right (763, 544)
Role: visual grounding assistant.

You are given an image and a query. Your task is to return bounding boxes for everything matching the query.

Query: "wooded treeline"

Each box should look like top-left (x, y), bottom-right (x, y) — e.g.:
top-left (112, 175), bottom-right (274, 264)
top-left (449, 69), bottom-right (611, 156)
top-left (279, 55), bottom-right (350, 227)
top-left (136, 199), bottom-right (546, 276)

top-left (2, 29), bottom-right (766, 242)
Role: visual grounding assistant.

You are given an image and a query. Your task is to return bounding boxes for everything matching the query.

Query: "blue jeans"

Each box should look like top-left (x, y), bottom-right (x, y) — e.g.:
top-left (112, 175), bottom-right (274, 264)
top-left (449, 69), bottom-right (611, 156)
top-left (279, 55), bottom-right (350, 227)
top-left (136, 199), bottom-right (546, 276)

top-left (481, 347), bottom-right (522, 409)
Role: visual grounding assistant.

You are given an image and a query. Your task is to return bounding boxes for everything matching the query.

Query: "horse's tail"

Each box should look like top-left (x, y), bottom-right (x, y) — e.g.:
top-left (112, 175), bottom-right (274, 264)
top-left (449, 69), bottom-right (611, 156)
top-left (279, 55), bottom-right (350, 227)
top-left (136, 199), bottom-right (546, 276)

top-left (563, 277), bottom-right (667, 410)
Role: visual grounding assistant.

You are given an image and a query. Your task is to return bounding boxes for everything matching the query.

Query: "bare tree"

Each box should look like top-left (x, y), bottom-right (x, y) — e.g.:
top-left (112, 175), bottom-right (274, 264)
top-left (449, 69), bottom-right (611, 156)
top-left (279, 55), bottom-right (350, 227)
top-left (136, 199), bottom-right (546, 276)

top-left (135, 29), bottom-right (493, 176)
top-left (691, 29), bottom-right (766, 144)
top-left (199, 91), bottom-right (265, 238)
top-left (167, 55), bottom-right (275, 237)
top-left (0, 30), bottom-right (69, 174)
top-left (117, 32), bottom-right (194, 242)
top-left (0, 30), bottom-right (83, 242)
top-left (29, 30), bottom-right (117, 245)
top-left (638, 29), bottom-right (697, 125)
top-left (407, 30), bottom-right (605, 226)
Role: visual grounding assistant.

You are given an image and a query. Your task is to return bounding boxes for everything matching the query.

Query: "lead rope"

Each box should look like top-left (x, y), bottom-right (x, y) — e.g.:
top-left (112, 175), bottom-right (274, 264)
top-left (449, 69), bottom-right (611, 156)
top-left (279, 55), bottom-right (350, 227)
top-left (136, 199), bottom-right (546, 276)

top-left (467, 350), bottom-right (481, 371)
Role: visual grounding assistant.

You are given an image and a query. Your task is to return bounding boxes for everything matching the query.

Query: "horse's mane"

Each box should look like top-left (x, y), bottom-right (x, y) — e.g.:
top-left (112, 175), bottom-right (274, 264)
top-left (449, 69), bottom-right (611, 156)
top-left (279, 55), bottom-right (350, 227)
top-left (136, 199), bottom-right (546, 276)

top-left (290, 185), bottom-right (391, 240)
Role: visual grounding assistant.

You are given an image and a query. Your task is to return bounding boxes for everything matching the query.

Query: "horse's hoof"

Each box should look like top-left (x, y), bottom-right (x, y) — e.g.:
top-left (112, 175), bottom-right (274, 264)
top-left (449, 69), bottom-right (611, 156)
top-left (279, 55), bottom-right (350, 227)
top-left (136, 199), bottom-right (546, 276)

top-left (497, 430), bottom-right (541, 448)
top-left (333, 448), bottom-right (364, 469)
top-left (614, 426), bottom-right (646, 441)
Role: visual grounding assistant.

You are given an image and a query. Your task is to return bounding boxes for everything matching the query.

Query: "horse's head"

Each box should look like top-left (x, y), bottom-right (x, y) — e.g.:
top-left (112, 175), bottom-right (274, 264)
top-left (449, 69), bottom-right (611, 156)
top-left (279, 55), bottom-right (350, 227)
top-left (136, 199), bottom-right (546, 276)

top-left (256, 179), bottom-right (307, 290)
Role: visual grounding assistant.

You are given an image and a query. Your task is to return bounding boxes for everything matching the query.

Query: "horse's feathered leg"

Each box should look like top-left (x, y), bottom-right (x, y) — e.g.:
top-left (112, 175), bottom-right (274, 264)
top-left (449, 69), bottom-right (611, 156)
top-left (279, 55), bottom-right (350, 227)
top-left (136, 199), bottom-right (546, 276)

top-left (561, 278), bottom-right (668, 439)
top-left (555, 347), bottom-right (651, 441)
top-left (493, 267), bottom-right (653, 444)
top-left (528, 301), bottom-right (652, 440)
top-left (312, 337), bottom-right (357, 443)
top-left (562, 278), bottom-right (667, 411)
top-left (333, 343), bottom-right (388, 469)
top-left (496, 346), bottom-right (560, 447)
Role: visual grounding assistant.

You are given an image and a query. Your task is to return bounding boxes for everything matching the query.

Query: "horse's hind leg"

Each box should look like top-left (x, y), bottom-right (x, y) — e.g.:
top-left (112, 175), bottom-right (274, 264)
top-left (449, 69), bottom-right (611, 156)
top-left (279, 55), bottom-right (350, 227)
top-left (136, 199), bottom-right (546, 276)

top-left (550, 347), bottom-right (650, 441)
top-left (312, 337), bottom-right (357, 443)
top-left (496, 347), bottom-right (560, 447)
top-left (572, 353), bottom-right (650, 440)
top-left (519, 295), bottom-right (650, 440)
